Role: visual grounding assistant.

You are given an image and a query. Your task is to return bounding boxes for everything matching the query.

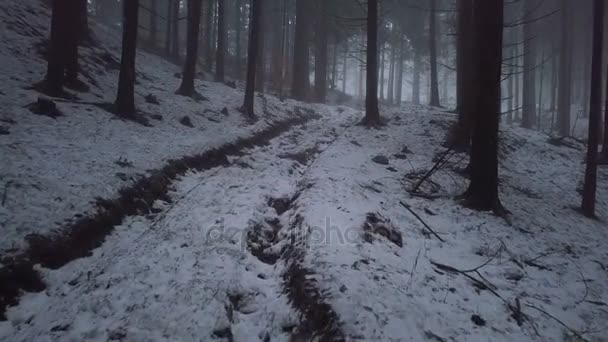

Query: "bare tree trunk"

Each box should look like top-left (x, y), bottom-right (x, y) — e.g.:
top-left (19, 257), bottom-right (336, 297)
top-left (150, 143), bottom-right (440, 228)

top-left (537, 47), bottom-right (545, 131)
top-left (215, 0), bottom-right (225, 82)
top-left (149, 0), bottom-right (157, 47)
top-left (379, 45), bottom-right (385, 101)
top-left (387, 45), bottom-right (395, 105)
top-left (558, 0), bottom-right (572, 136)
top-left (177, 0), bottom-right (202, 96)
top-left (171, 0), bottom-right (180, 62)
top-left (291, 0), bottom-right (310, 100)
top-left (428, 0), bottom-right (440, 107)
top-left (234, 0), bottom-right (242, 79)
top-left (342, 42), bottom-right (347, 93)
top-left (241, 0), bottom-right (261, 118)
top-left (255, 1), bottom-right (265, 91)
top-left (449, 0), bottom-right (473, 147)
top-left (581, 0), bottom-right (604, 217)
top-left (45, 0), bottom-right (72, 96)
top-left (522, 0), bottom-right (536, 128)
top-left (464, 0), bottom-right (504, 211)
top-left (115, 0), bottom-right (139, 117)
top-left (165, 0), bottom-right (173, 56)
top-left (602, 64), bottom-right (608, 159)
top-left (412, 49), bottom-right (421, 104)
top-left (395, 37), bottom-right (404, 106)
top-left (204, 0), bottom-right (214, 72)
top-left (364, 0), bottom-right (380, 126)
top-left (313, 0), bottom-right (328, 103)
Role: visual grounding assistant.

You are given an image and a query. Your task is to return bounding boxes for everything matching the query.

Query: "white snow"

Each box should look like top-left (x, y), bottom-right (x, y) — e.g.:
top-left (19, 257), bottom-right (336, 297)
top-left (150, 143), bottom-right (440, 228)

top-left (1, 1), bottom-right (607, 341)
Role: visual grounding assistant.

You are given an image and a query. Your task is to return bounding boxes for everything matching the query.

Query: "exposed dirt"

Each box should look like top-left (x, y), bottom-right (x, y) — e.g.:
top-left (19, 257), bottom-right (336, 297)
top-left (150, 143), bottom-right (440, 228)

top-left (0, 113), bottom-right (319, 320)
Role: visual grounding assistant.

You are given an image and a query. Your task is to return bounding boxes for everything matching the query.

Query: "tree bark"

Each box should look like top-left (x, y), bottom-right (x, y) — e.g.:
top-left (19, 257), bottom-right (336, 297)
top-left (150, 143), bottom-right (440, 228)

top-left (412, 49), bottom-right (421, 104)
top-left (581, 0), bottom-right (604, 217)
top-left (242, 0), bottom-right (261, 118)
top-left (215, 0), bottom-right (225, 82)
top-left (464, 0), bottom-right (504, 211)
top-left (364, 0), bottom-right (380, 126)
top-left (255, 1), bottom-right (265, 92)
top-left (204, 0), bottom-right (214, 72)
top-left (395, 36), bottom-right (404, 106)
top-left (115, 0), bottom-right (139, 117)
top-left (292, 0), bottom-right (310, 101)
top-left (313, 0), bottom-right (328, 103)
top-left (557, 0), bottom-right (572, 136)
top-left (177, 0), bottom-right (203, 96)
top-left (165, 0), bottom-right (173, 56)
top-left (521, 0), bottom-right (536, 129)
top-left (234, 0), bottom-right (242, 79)
top-left (149, 0), bottom-right (157, 47)
top-left (45, 0), bottom-right (71, 95)
top-left (428, 0), bottom-right (440, 107)
top-left (171, 0), bottom-right (180, 62)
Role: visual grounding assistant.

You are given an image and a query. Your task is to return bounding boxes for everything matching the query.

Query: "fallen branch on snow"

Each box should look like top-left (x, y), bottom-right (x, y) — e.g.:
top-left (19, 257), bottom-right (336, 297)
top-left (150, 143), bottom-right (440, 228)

top-left (399, 201), bottom-right (445, 242)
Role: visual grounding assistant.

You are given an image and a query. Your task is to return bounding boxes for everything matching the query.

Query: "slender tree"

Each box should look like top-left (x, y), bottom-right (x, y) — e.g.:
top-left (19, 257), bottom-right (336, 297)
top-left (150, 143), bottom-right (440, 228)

top-left (204, 0), bottom-right (214, 72)
top-left (234, 0), bottom-right (243, 79)
top-left (215, 0), bottom-right (226, 82)
top-left (428, 0), bottom-right (440, 107)
top-left (314, 0), bottom-right (329, 103)
top-left (521, 0), bottom-right (537, 129)
top-left (170, 0), bottom-right (180, 61)
top-left (241, 0), bottom-right (261, 118)
top-left (292, 0), bottom-right (310, 101)
top-left (557, 0), bottom-right (572, 136)
top-left (601, 65), bottom-right (608, 162)
top-left (464, 0), bottom-right (504, 211)
top-left (581, 0), bottom-right (604, 217)
top-left (363, 0), bottom-right (381, 126)
top-left (115, 0), bottom-right (140, 117)
top-left (177, 0), bottom-right (203, 96)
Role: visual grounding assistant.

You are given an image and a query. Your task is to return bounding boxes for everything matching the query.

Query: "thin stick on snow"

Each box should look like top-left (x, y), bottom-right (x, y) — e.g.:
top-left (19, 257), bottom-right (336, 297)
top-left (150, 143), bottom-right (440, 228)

top-left (525, 304), bottom-right (590, 342)
top-left (399, 201), bottom-right (445, 242)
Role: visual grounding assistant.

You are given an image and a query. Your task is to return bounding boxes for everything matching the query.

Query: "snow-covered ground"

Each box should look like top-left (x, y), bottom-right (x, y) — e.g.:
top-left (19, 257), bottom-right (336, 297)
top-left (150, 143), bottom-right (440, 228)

top-left (2, 0), bottom-right (607, 341)
top-left (0, 0), bottom-right (338, 255)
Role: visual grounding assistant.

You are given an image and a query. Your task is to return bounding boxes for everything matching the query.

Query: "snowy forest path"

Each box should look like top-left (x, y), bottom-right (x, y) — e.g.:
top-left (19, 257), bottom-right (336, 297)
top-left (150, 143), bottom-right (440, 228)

top-left (1, 107), bottom-right (361, 341)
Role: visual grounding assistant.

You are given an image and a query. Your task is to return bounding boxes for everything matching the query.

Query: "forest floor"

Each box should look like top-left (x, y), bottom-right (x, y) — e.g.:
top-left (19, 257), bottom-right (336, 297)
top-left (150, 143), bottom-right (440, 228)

top-left (1, 1), bottom-right (608, 341)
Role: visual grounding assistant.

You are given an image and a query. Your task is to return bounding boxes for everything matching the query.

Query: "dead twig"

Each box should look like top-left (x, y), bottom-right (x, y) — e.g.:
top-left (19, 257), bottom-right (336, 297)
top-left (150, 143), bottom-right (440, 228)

top-left (399, 201), bottom-right (445, 242)
top-left (525, 303), bottom-right (590, 342)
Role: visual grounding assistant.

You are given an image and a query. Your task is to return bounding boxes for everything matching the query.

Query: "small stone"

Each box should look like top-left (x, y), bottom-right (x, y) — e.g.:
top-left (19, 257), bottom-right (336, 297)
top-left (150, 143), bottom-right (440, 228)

top-left (221, 107), bottom-right (229, 116)
top-left (372, 155), bottom-right (389, 165)
top-left (179, 116), bottom-right (194, 128)
top-left (145, 93), bottom-right (160, 105)
top-left (471, 314), bottom-right (486, 326)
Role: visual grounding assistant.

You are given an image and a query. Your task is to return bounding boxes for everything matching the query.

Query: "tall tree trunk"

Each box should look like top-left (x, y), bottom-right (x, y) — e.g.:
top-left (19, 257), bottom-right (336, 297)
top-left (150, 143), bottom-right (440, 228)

top-left (581, 0), bottom-right (604, 217)
top-left (558, 0), bottom-right (572, 136)
top-left (412, 49), bottom-right (421, 104)
top-left (204, 0), bottom-right (214, 72)
top-left (428, 0), bottom-right (440, 107)
top-left (171, 0), bottom-right (180, 61)
top-left (387, 45), bottom-right (395, 104)
top-left (331, 34), bottom-right (338, 90)
top-left (313, 0), bottom-right (328, 103)
top-left (507, 46), bottom-right (514, 124)
top-left (342, 43), bottom-right (347, 93)
top-left (255, 1), bottom-right (265, 91)
top-left (149, 0), bottom-right (157, 47)
top-left (550, 49), bottom-right (558, 130)
top-left (602, 64), bottom-right (608, 159)
top-left (364, 0), bottom-right (380, 126)
top-left (450, 0), bottom-right (473, 147)
top-left (242, 0), bottom-right (261, 118)
top-left (464, 0), bottom-right (504, 211)
top-left (45, 0), bottom-right (71, 95)
top-left (537, 47), bottom-right (545, 130)
top-left (115, 0), bottom-right (140, 117)
top-left (291, 0), bottom-right (310, 101)
top-left (278, 0), bottom-right (288, 98)
top-left (165, 0), bottom-right (173, 56)
top-left (65, 0), bottom-right (81, 84)
top-left (395, 37), bottom-right (404, 106)
top-left (521, 0), bottom-right (536, 128)
top-left (177, 0), bottom-right (203, 96)
top-left (379, 46), bottom-right (385, 101)
top-left (215, 0), bottom-right (225, 82)
top-left (234, 0), bottom-right (242, 79)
